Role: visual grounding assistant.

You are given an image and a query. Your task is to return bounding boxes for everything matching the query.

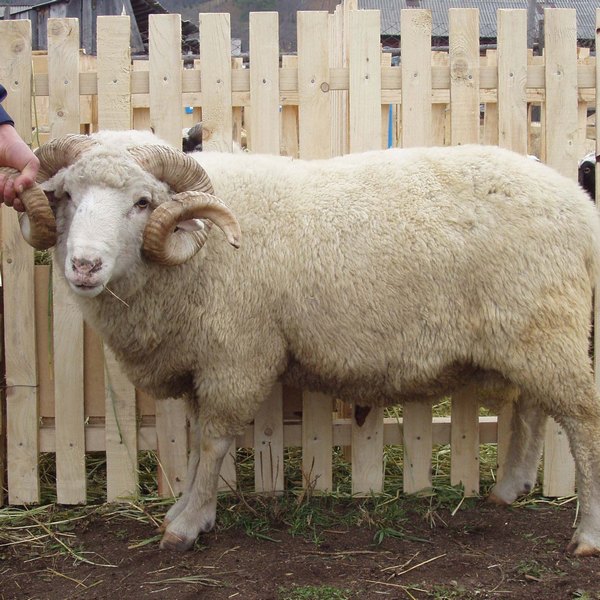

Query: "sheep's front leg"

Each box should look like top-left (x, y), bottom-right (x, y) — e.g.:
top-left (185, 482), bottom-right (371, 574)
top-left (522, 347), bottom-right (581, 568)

top-left (161, 418), bottom-right (202, 532)
top-left (160, 433), bottom-right (234, 551)
top-left (487, 397), bottom-right (546, 504)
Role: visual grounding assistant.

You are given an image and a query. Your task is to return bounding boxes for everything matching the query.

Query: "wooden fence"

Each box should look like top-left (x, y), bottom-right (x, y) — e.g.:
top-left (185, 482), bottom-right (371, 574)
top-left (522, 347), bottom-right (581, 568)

top-left (0, 3), bottom-right (598, 506)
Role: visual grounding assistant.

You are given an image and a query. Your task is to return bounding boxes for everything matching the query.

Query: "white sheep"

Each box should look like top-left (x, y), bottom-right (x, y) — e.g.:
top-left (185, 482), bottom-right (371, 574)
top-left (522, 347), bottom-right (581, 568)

top-left (13, 130), bottom-right (600, 556)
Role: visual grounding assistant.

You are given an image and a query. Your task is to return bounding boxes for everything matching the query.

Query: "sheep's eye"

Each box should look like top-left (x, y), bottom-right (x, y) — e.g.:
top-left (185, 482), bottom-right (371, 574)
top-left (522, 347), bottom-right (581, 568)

top-left (135, 197), bottom-right (151, 209)
top-left (62, 191), bottom-right (71, 201)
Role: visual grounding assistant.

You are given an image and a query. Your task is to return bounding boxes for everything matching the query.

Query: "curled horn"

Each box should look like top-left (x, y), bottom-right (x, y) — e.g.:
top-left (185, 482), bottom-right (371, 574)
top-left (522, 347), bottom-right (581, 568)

top-left (14, 135), bottom-right (98, 249)
top-left (128, 145), bottom-right (241, 265)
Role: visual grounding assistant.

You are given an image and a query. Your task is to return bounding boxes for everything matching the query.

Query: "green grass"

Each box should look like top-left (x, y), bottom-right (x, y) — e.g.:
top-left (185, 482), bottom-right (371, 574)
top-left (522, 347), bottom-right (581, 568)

top-left (278, 585), bottom-right (351, 600)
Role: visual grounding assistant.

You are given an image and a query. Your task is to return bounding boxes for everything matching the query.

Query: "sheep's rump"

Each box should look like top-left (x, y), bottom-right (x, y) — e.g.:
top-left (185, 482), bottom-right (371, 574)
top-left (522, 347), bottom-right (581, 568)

top-left (196, 145), bottom-right (600, 405)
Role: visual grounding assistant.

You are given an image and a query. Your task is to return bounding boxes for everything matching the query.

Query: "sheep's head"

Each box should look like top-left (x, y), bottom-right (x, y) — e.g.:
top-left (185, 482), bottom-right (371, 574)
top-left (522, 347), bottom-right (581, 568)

top-left (18, 133), bottom-right (241, 298)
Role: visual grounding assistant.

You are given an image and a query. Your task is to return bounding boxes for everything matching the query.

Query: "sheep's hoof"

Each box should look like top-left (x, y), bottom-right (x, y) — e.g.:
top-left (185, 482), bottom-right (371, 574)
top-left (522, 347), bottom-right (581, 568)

top-left (567, 540), bottom-right (600, 557)
top-left (159, 530), bottom-right (195, 552)
top-left (486, 492), bottom-right (510, 506)
top-left (156, 517), bottom-right (171, 534)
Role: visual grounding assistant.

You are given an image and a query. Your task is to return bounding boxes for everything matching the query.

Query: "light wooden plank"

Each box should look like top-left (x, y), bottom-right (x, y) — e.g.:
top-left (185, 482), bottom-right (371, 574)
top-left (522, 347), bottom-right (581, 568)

top-left (35, 266), bottom-right (54, 420)
top-left (199, 13), bottom-right (233, 152)
top-left (249, 12), bottom-right (279, 154)
top-left (47, 16), bottom-right (86, 505)
top-left (348, 9), bottom-right (382, 153)
top-left (47, 18), bottom-right (80, 139)
top-left (149, 14), bottom-right (183, 148)
top-left (132, 60), bottom-right (151, 131)
top-left (329, 5), bottom-right (349, 157)
top-left (0, 19), bottom-right (39, 505)
top-left (302, 392), bottom-right (333, 492)
top-left (481, 50), bottom-right (498, 145)
top-left (351, 405), bottom-right (384, 495)
top-left (401, 9), bottom-right (433, 147)
top-left (280, 55), bottom-right (299, 157)
top-left (542, 8), bottom-right (578, 498)
top-left (450, 393), bottom-right (479, 496)
top-left (97, 16), bottom-right (131, 131)
top-left (146, 13), bottom-right (190, 494)
top-left (297, 11), bottom-right (331, 159)
top-left (104, 346), bottom-right (138, 501)
top-left (84, 324), bottom-right (106, 419)
top-left (403, 403), bottom-right (432, 494)
top-left (254, 383), bottom-right (284, 493)
top-left (449, 8), bottom-right (480, 145)
top-left (497, 10), bottom-right (528, 154)
top-left (496, 402), bottom-right (513, 481)
top-left (52, 275), bottom-right (86, 503)
top-left (155, 398), bottom-right (188, 497)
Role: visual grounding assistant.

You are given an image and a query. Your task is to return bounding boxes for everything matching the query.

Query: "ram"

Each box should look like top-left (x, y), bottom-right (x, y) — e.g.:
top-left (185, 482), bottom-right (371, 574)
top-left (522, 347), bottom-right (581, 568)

top-left (8, 130), bottom-right (600, 556)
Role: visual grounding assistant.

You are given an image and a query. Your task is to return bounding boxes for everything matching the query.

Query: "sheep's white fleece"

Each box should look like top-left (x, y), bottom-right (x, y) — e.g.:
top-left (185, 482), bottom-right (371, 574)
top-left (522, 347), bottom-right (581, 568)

top-left (49, 131), bottom-right (600, 554)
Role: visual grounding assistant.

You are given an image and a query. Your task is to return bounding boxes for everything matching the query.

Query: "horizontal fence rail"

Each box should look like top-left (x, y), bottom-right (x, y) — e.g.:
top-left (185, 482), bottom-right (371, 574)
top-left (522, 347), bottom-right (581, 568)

top-left (0, 4), bottom-right (598, 506)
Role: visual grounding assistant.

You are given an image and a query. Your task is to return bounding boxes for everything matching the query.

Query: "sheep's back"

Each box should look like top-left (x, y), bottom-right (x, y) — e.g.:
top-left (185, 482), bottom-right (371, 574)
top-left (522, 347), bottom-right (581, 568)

top-left (196, 146), bottom-right (600, 400)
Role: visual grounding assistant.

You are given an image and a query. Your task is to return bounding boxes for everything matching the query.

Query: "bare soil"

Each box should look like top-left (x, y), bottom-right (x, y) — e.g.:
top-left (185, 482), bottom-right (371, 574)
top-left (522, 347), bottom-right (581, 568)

top-left (1, 498), bottom-right (599, 600)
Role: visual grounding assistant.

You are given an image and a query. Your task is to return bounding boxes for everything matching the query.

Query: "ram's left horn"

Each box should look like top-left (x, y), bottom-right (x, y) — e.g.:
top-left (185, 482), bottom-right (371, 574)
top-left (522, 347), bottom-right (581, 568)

top-left (0, 167), bottom-right (56, 249)
top-left (143, 191), bottom-right (241, 265)
top-left (129, 144), bottom-right (241, 265)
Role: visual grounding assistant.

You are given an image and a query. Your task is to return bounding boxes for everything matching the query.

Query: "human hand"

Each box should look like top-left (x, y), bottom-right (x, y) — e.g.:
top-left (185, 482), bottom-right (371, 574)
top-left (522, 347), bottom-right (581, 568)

top-left (0, 123), bottom-right (40, 212)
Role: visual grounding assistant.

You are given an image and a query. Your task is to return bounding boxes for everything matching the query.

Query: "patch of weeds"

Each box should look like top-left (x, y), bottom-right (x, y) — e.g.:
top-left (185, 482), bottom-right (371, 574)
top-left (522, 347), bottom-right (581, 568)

top-left (573, 591), bottom-right (600, 600)
top-left (430, 584), bottom-right (471, 599)
top-left (515, 558), bottom-right (565, 581)
top-left (278, 585), bottom-right (351, 600)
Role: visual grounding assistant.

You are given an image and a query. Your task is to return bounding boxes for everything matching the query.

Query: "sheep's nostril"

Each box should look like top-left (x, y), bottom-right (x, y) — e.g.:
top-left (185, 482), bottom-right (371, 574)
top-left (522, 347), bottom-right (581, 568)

top-left (72, 257), bottom-right (103, 275)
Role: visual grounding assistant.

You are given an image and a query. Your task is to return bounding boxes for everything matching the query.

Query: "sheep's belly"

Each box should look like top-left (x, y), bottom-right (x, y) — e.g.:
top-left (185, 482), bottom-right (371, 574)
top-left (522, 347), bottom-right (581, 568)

top-left (281, 359), bottom-right (512, 408)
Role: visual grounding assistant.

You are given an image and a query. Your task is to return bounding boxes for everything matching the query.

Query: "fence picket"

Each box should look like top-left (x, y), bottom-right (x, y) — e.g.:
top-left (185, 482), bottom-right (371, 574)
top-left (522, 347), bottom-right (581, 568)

top-left (302, 392), bottom-right (333, 492)
top-left (254, 384), bottom-right (284, 493)
top-left (348, 9), bottom-right (381, 153)
top-left (449, 8), bottom-right (480, 145)
top-left (199, 13), bottom-right (233, 152)
top-left (47, 17), bottom-right (87, 505)
top-left (1, 19), bottom-right (39, 505)
top-left (542, 8), bottom-right (578, 498)
top-left (351, 404), bottom-right (384, 495)
top-left (249, 12), bottom-right (279, 153)
top-left (97, 16), bottom-right (131, 131)
top-left (298, 11), bottom-right (331, 159)
top-left (401, 9), bottom-right (433, 147)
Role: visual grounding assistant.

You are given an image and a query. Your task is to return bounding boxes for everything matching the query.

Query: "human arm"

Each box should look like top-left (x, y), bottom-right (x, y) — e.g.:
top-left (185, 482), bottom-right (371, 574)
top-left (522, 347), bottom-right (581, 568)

top-left (0, 84), bottom-right (40, 211)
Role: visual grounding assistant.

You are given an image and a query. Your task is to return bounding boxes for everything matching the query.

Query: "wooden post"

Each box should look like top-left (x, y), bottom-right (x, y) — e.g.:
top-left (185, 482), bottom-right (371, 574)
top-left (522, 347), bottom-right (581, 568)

top-left (496, 9), bottom-right (528, 479)
top-left (447, 8), bottom-right (481, 496)
top-left (1, 19), bottom-right (40, 505)
top-left (298, 11), bottom-right (331, 159)
top-left (254, 384), bottom-right (284, 493)
top-left (199, 13), bottom-right (233, 152)
top-left (249, 12), bottom-right (280, 154)
top-left (47, 17), bottom-right (87, 505)
top-left (542, 8), bottom-right (577, 498)
top-left (348, 9), bottom-right (382, 153)
top-left (97, 16), bottom-right (132, 131)
top-left (449, 8), bottom-right (480, 145)
top-left (302, 392), bottom-right (333, 492)
top-left (401, 8), bottom-right (433, 148)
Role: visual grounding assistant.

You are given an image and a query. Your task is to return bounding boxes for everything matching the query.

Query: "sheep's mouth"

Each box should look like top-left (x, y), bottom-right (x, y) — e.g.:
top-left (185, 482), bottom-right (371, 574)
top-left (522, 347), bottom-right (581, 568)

top-left (69, 281), bottom-right (104, 297)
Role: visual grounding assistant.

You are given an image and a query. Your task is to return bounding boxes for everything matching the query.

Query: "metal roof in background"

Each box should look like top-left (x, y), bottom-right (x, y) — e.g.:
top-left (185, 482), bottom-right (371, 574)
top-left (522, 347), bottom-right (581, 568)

top-left (359, 0), bottom-right (598, 40)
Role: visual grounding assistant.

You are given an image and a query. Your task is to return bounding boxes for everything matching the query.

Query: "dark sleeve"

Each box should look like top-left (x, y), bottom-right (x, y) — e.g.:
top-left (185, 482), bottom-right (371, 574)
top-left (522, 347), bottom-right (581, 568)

top-left (0, 84), bottom-right (15, 126)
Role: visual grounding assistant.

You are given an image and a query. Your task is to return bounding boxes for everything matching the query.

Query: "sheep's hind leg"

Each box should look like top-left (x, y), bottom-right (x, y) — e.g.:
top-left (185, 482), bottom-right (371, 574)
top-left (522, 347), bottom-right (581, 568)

top-left (160, 433), bottom-right (234, 551)
top-left (160, 417), bottom-right (202, 532)
top-left (487, 396), bottom-right (546, 505)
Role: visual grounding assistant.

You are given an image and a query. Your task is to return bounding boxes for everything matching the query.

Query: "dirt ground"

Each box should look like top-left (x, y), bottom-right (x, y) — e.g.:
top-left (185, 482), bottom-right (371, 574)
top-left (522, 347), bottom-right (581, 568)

top-left (1, 498), bottom-right (599, 600)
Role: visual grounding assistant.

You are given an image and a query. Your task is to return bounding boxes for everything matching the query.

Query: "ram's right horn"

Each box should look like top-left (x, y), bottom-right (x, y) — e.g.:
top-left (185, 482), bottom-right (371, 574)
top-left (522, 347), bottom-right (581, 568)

top-left (0, 166), bottom-right (56, 250)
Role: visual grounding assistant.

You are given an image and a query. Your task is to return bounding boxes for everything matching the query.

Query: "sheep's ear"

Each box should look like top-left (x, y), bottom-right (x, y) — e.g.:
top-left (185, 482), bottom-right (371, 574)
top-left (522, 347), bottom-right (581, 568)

top-left (175, 218), bottom-right (206, 232)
